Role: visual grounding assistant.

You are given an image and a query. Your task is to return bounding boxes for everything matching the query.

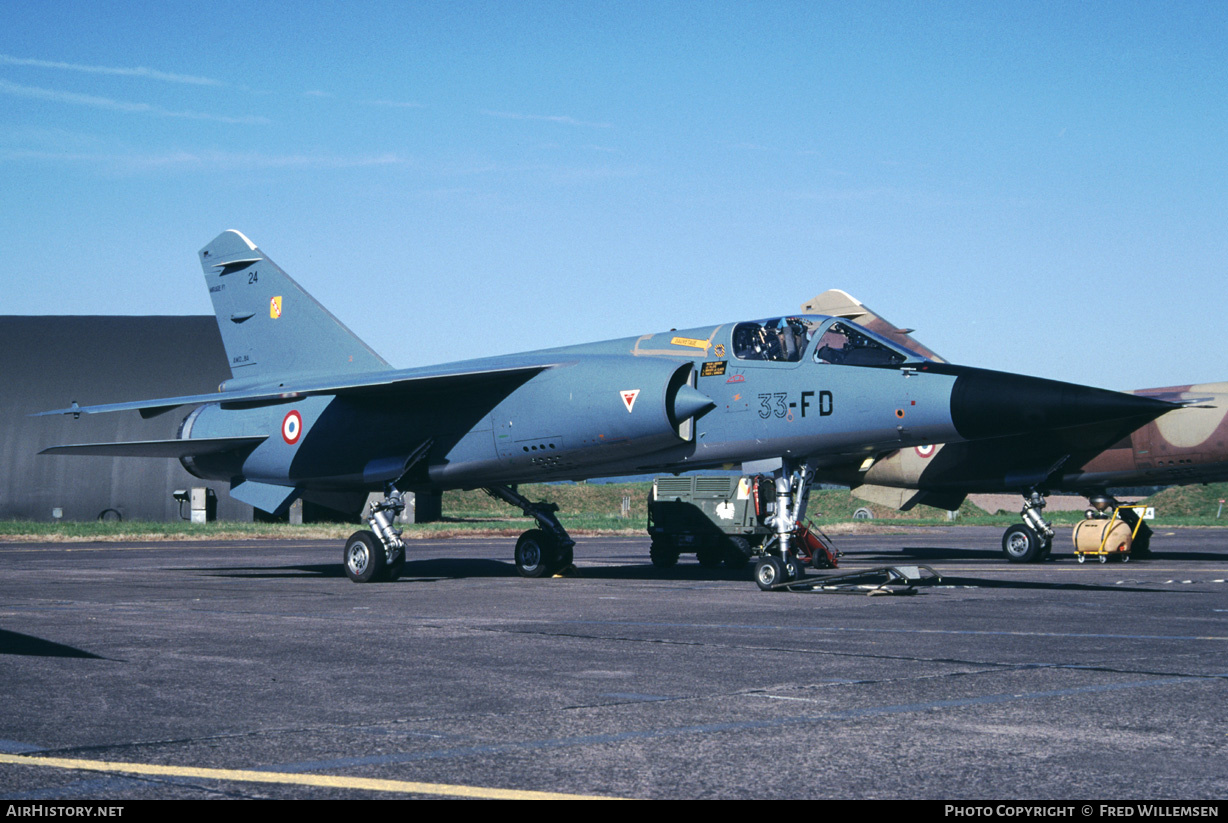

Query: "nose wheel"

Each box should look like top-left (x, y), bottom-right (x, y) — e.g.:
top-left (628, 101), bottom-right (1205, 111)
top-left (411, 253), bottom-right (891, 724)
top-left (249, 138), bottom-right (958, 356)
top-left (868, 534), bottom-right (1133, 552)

top-left (754, 552), bottom-right (805, 591)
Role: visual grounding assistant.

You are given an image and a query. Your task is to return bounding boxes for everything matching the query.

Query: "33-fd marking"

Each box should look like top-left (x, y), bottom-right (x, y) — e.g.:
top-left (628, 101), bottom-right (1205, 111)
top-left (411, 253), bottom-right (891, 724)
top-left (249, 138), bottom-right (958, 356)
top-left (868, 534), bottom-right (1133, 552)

top-left (757, 390), bottom-right (833, 419)
top-left (282, 410), bottom-right (302, 444)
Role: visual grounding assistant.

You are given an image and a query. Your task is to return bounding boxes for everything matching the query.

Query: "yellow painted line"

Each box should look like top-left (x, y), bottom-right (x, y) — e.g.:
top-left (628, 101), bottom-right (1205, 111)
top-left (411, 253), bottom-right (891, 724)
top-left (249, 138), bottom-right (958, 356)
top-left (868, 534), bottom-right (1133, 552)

top-left (0, 753), bottom-right (617, 800)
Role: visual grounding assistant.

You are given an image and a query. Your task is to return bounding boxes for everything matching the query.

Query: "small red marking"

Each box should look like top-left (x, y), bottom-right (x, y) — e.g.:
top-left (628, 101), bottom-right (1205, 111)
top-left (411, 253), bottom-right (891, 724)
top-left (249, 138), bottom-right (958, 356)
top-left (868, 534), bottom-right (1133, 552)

top-left (620, 389), bottom-right (640, 413)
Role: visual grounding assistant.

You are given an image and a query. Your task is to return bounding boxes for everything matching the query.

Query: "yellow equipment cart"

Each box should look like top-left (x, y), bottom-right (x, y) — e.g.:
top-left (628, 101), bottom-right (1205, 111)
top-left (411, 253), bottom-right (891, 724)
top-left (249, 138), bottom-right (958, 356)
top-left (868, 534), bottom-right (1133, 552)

top-left (1072, 504), bottom-right (1149, 564)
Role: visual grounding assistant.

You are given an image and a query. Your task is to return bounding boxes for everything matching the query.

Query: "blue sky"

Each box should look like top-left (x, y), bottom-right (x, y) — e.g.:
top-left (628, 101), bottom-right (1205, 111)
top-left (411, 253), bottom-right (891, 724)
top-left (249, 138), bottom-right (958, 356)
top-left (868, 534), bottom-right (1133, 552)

top-left (2, 1), bottom-right (1225, 389)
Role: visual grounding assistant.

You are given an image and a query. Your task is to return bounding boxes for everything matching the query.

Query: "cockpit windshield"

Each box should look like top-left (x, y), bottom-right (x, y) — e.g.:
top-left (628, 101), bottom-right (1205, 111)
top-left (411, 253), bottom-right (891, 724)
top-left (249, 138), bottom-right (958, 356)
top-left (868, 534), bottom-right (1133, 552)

top-left (732, 317), bottom-right (818, 362)
top-left (812, 321), bottom-right (908, 367)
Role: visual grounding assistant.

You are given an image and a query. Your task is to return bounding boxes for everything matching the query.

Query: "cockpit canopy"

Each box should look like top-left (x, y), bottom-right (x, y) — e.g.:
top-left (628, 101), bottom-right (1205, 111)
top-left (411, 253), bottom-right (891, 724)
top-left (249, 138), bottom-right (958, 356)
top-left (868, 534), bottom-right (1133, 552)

top-left (812, 320), bottom-right (909, 367)
top-left (731, 316), bottom-right (921, 367)
top-left (731, 317), bottom-right (817, 362)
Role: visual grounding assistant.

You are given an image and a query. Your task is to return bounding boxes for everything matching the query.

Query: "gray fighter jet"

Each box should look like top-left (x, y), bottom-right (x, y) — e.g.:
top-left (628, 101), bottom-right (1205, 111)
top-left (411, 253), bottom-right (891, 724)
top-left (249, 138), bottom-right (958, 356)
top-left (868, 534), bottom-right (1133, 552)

top-left (39, 231), bottom-right (1178, 585)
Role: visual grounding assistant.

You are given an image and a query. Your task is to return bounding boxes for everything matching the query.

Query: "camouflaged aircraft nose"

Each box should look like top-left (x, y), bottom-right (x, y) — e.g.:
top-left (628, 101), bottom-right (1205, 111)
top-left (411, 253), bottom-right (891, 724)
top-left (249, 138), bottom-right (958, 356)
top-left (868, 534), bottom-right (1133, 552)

top-left (948, 366), bottom-right (1178, 441)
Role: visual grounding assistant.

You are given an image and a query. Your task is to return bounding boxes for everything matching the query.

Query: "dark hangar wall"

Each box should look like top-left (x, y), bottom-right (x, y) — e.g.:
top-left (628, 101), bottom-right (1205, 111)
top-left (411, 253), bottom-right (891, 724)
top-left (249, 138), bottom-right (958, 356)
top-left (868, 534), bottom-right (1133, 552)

top-left (1, 316), bottom-right (253, 522)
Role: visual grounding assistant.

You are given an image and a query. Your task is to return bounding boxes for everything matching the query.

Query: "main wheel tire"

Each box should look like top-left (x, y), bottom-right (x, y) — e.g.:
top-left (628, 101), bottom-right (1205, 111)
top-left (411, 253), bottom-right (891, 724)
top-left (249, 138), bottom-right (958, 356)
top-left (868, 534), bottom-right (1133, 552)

top-left (515, 529), bottom-right (558, 578)
top-left (1002, 524), bottom-right (1043, 563)
top-left (755, 556), bottom-right (784, 591)
top-left (725, 536), bottom-right (753, 569)
top-left (649, 538), bottom-right (679, 568)
top-left (696, 545), bottom-right (723, 568)
top-left (344, 531), bottom-right (387, 583)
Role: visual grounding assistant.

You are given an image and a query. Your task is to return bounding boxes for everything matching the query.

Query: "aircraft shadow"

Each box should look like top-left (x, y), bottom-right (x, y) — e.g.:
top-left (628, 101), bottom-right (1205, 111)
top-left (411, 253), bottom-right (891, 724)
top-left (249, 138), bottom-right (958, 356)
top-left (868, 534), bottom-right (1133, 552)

top-left (181, 554), bottom-right (1217, 588)
top-left (188, 559), bottom-right (514, 580)
top-left (884, 546), bottom-right (1007, 561)
top-left (0, 629), bottom-right (104, 659)
top-left (562, 566), bottom-right (1169, 592)
top-left (187, 558), bottom-right (759, 583)
top-left (931, 576), bottom-right (1167, 593)
top-left (1131, 550), bottom-right (1228, 562)
top-left (861, 546), bottom-right (1227, 563)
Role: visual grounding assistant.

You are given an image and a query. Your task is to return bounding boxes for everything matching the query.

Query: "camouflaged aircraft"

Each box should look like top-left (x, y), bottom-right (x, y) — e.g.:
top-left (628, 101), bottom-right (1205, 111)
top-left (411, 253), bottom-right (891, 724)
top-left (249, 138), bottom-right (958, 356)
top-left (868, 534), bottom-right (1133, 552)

top-left (803, 289), bottom-right (1228, 563)
top-left (38, 231), bottom-right (1183, 587)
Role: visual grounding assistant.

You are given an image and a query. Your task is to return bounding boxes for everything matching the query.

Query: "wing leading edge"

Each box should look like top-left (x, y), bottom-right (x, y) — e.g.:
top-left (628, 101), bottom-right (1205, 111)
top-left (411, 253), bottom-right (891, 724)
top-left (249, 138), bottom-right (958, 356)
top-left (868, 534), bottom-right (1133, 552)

top-left (33, 362), bottom-right (556, 419)
top-left (40, 436), bottom-right (267, 458)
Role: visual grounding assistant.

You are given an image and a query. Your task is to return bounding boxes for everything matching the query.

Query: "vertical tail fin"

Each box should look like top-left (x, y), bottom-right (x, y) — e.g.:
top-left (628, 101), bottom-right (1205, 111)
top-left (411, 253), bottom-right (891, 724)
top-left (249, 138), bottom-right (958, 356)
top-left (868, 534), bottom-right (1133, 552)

top-left (199, 230), bottom-right (389, 382)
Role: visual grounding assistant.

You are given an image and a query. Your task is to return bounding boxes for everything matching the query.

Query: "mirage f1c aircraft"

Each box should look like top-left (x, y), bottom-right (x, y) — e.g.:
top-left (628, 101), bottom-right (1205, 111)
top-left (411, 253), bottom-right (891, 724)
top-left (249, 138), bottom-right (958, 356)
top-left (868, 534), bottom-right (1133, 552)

top-left (39, 231), bottom-right (1180, 587)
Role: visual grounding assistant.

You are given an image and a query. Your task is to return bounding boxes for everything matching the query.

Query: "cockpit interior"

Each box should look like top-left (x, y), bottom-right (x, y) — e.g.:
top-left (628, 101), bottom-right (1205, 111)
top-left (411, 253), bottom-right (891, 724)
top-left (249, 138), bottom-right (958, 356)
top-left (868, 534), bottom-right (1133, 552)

top-left (731, 317), bottom-right (916, 367)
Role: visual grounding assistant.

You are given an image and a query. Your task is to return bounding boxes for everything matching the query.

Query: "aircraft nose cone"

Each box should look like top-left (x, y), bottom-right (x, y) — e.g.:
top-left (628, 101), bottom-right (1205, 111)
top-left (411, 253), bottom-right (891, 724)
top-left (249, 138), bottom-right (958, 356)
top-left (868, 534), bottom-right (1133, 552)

top-left (949, 367), bottom-right (1177, 441)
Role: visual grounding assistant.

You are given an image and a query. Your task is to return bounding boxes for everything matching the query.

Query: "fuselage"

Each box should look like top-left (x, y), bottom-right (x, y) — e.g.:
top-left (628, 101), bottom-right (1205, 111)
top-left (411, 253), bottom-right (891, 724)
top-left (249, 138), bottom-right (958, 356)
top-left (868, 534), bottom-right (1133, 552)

top-left (180, 314), bottom-right (963, 492)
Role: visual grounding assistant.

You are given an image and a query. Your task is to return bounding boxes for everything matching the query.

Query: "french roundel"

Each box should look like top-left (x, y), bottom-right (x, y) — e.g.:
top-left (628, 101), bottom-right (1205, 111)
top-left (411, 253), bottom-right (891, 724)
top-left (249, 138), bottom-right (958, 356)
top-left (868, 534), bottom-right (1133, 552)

top-left (915, 444), bottom-right (935, 458)
top-left (282, 410), bottom-right (303, 445)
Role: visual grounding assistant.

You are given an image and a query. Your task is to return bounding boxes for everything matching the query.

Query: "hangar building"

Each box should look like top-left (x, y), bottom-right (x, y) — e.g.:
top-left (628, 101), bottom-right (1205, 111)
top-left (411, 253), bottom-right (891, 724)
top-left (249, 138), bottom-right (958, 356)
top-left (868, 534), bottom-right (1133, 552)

top-left (1, 316), bottom-right (254, 522)
top-left (4, 315), bottom-right (444, 524)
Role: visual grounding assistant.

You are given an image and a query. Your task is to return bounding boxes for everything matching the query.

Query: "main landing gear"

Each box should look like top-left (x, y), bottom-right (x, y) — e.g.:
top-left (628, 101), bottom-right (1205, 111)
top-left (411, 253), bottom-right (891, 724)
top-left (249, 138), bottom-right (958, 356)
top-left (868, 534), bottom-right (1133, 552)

top-left (753, 460), bottom-right (818, 591)
top-left (484, 485), bottom-right (577, 578)
top-left (344, 484), bottom-right (407, 583)
top-left (1001, 490), bottom-right (1054, 563)
top-left (342, 483), bottom-right (580, 583)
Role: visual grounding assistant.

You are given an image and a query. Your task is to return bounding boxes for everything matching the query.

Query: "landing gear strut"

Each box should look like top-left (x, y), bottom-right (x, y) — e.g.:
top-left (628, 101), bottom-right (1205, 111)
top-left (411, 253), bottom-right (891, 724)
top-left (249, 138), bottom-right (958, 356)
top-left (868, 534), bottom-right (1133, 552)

top-left (485, 485), bottom-right (576, 577)
top-left (1001, 490), bottom-right (1054, 563)
top-left (754, 460), bottom-right (815, 591)
top-left (344, 484), bottom-right (407, 583)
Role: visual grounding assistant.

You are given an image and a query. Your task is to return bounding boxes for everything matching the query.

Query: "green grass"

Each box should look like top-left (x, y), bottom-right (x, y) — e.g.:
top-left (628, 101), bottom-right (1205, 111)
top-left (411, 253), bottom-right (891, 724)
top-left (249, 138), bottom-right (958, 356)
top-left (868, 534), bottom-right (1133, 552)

top-left (6, 481), bottom-right (1228, 541)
